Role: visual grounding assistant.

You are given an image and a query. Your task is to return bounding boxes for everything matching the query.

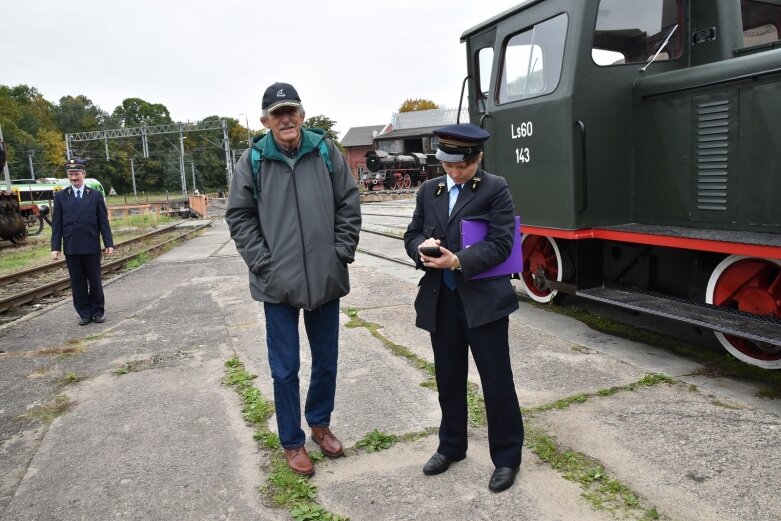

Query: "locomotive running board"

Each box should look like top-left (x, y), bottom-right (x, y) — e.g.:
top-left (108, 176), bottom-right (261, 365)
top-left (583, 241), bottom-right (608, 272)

top-left (575, 286), bottom-right (781, 347)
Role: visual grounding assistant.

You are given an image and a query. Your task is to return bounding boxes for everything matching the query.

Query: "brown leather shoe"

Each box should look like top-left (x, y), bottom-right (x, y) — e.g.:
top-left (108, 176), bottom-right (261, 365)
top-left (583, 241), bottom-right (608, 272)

top-left (284, 447), bottom-right (314, 476)
top-left (311, 426), bottom-right (344, 458)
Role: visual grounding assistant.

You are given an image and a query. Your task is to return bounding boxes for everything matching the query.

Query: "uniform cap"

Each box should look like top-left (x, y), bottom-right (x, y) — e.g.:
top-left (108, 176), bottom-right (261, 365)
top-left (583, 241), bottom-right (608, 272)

top-left (262, 82), bottom-right (302, 113)
top-left (65, 158), bottom-right (87, 172)
top-left (433, 123), bottom-right (490, 162)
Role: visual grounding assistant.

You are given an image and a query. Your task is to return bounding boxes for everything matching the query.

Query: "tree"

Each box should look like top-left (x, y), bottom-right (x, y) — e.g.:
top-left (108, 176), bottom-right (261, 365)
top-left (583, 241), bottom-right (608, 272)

top-left (304, 115), bottom-right (339, 142)
top-left (398, 98), bottom-right (439, 112)
top-left (37, 129), bottom-right (66, 169)
top-left (56, 95), bottom-right (106, 133)
top-left (112, 98), bottom-right (172, 127)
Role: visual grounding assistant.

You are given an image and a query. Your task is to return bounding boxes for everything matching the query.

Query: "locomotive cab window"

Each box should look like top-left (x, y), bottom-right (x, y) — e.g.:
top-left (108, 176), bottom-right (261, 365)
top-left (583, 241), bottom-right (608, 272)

top-left (498, 13), bottom-right (568, 104)
top-left (741, 0), bottom-right (781, 47)
top-left (592, 0), bottom-right (682, 66)
top-left (476, 47), bottom-right (494, 112)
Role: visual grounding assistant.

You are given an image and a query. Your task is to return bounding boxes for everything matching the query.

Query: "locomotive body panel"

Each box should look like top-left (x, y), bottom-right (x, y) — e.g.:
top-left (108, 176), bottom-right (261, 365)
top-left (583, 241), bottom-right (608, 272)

top-left (461, 0), bottom-right (781, 367)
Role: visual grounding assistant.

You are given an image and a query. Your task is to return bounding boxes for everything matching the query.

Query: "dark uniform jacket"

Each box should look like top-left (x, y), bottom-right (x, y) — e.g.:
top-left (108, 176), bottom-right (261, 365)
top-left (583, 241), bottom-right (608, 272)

top-left (51, 186), bottom-right (114, 255)
top-left (404, 171), bottom-right (519, 333)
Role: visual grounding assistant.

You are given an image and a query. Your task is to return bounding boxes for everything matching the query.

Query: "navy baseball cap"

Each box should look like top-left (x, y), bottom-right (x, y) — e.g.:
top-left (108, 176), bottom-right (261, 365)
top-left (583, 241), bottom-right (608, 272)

top-left (262, 82), bottom-right (302, 113)
top-left (65, 158), bottom-right (87, 172)
top-left (434, 124), bottom-right (490, 162)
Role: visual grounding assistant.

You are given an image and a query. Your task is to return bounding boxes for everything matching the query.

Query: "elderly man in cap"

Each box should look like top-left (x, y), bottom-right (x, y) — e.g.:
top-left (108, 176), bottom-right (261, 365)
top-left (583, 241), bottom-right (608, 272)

top-left (51, 159), bottom-right (114, 325)
top-left (404, 123), bottom-right (524, 492)
top-left (226, 82), bottom-right (361, 476)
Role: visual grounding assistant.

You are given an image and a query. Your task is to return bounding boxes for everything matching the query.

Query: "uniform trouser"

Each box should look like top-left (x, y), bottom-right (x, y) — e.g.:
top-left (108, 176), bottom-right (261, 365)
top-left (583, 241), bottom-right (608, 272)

top-left (65, 253), bottom-right (104, 319)
top-left (431, 286), bottom-right (524, 468)
top-left (263, 298), bottom-right (340, 449)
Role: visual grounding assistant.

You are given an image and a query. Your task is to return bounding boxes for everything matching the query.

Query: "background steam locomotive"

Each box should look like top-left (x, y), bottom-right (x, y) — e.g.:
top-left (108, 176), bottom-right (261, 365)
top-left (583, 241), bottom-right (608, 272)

top-left (361, 150), bottom-right (444, 190)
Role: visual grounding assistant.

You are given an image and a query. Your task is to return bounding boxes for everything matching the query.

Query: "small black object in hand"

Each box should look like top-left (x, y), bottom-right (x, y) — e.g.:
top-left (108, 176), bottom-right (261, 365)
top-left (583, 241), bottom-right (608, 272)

top-left (419, 246), bottom-right (443, 258)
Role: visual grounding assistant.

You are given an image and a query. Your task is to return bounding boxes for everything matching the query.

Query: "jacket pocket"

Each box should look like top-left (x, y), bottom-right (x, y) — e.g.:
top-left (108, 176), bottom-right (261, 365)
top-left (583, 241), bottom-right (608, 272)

top-left (250, 254), bottom-right (272, 277)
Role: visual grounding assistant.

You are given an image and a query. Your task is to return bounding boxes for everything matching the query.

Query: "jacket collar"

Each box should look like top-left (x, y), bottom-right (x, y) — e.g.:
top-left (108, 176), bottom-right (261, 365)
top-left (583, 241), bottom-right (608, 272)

top-left (257, 128), bottom-right (325, 164)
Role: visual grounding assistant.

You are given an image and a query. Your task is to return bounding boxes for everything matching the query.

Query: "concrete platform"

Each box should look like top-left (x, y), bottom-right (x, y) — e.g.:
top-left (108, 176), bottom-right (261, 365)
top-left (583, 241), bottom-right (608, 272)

top-left (1, 219), bottom-right (778, 521)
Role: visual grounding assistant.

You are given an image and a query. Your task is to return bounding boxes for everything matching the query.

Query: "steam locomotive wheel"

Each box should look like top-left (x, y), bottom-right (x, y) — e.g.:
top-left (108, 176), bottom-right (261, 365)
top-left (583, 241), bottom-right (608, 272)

top-left (402, 174), bottom-right (412, 189)
top-left (519, 234), bottom-right (562, 303)
top-left (9, 229), bottom-right (27, 244)
top-left (705, 255), bottom-right (781, 369)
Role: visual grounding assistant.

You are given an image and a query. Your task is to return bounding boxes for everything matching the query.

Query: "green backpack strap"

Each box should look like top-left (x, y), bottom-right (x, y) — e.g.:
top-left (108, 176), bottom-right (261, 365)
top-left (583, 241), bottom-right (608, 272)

top-left (317, 139), bottom-right (333, 174)
top-left (249, 146), bottom-right (263, 200)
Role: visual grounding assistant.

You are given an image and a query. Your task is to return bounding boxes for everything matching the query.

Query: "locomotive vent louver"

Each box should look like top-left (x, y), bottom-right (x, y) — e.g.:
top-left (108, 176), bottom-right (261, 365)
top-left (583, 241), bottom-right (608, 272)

top-left (696, 100), bottom-right (730, 211)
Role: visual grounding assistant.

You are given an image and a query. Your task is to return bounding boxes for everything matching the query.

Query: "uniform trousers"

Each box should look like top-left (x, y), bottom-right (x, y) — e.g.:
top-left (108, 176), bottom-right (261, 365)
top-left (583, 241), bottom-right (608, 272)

top-left (65, 253), bottom-right (105, 319)
top-left (431, 284), bottom-right (524, 468)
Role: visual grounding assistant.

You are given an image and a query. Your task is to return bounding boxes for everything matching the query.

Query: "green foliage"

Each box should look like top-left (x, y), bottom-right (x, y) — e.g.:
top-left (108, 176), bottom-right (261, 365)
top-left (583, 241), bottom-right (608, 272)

top-left (304, 115), bottom-right (340, 142)
top-left (398, 98), bottom-right (439, 112)
top-left (112, 97), bottom-right (172, 127)
top-left (0, 82), bottom-right (341, 194)
top-left (126, 252), bottom-right (151, 269)
top-left (290, 503), bottom-right (348, 521)
top-left (253, 430), bottom-right (281, 449)
top-left (526, 427), bottom-right (652, 517)
top-left (356, 429), bottom-right (397, 453)
top-left (467, 385), bottom-right (486, 427)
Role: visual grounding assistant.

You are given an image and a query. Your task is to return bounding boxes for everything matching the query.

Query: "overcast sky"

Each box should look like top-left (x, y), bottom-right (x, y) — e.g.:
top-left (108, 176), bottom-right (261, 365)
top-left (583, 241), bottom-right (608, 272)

top-left (2, 0), bottom-right (522, 139)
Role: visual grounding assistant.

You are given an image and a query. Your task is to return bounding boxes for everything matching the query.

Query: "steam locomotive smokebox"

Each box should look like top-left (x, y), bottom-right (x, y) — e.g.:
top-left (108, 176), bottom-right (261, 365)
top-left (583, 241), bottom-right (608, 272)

top-left (0, 194), bottom-right (26, 242)
top-left (365, 150), bottom-right (426, 173)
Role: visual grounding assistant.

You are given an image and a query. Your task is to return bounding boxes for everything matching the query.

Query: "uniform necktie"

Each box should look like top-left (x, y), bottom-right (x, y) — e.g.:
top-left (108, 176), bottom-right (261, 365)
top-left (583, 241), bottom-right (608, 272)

top-left (75, 190), bottom-right (82, 203)
top-left (443, 183), bottom-right (462, 291)
top-left (448, 184), bottom-right (462, 216)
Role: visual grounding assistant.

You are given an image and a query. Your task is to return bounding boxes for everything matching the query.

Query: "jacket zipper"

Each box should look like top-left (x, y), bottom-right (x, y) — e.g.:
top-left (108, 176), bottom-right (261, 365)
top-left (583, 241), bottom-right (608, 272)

top-left (290, 168), bottom-right (312, 309)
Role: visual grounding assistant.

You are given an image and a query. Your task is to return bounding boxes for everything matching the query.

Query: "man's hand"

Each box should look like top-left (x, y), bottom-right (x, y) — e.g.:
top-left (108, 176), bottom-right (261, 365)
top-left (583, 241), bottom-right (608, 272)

top-left (51, 251), bottom-right (60, 261)
top-left (419, 239), bottom-right (458, 270)
top-left (104, 247), bottom-right (114, 255)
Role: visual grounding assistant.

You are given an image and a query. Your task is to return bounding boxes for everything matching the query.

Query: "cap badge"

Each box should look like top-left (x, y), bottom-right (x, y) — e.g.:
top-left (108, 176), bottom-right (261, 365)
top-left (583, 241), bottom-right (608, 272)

top-left (277, 89), bottom-right (286, 98)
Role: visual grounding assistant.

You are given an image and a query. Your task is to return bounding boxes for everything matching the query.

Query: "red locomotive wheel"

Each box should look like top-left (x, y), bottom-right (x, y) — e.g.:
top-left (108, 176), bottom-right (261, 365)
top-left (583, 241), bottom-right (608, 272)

top-left (519, 234), bottom-right (562, 303)
top-left (705, 255), bottom-right (781, 369)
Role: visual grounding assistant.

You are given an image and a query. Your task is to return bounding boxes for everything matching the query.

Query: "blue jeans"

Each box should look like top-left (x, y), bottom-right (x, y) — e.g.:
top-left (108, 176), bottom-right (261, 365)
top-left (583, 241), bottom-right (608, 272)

top-left (263, 298), bottom-right (340, 449)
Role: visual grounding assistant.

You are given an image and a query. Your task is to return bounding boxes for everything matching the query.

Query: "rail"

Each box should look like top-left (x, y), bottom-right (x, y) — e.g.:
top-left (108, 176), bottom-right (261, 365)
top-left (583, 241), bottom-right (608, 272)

top-left (0, 222), bottom-right (211, 312)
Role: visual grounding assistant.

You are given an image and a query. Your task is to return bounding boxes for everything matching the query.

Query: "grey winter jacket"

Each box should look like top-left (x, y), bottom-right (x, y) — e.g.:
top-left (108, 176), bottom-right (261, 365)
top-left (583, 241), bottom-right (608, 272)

top-left (226, 129), bottom-right (361, 310)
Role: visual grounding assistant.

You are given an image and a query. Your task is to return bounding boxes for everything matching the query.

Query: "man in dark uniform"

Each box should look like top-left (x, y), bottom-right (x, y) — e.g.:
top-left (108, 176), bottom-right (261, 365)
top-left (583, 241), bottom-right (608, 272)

top-left (51, 159), bottom-right (114, 325)
top-left (404, 123), bottom-right (524, 493)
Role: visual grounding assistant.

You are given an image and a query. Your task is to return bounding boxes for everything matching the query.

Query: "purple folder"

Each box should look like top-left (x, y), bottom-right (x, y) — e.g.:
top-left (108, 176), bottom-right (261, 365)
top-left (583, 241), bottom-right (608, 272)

top-left (460, 216), bottom-right (523, 280)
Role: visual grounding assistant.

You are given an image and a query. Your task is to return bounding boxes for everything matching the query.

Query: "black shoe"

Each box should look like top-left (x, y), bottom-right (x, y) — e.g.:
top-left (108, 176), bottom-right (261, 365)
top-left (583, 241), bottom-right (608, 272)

top-left (92, 314), bottom-right (105, 323)
top-left (423, 452), bottom-right (465, 476)
top-left (78, 316), bottom-right (91, 326)
top-left (489, 466), bottom-right (520, 492)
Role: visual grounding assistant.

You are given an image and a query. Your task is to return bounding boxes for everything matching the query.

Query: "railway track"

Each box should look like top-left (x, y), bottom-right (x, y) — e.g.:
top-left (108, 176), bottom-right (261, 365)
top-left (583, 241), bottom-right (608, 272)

top-left (0, 222), bottom-right (212, 316)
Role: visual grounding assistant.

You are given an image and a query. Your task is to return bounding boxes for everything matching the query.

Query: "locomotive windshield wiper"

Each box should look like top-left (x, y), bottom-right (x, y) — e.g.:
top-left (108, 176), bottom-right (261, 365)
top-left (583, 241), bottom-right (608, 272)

top-left (641, 24), bottom-right (679, 72)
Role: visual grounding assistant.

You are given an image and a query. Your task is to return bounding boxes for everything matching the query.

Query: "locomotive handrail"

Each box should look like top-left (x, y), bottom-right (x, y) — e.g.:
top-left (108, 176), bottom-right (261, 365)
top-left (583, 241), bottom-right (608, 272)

top-left (457, 76), bottom-right (470, 123)
top-left (575, 120), bottom-right (588, 213)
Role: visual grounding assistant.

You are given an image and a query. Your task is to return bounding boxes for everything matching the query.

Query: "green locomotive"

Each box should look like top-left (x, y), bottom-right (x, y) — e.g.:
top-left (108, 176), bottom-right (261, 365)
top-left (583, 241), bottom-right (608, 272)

top-left (461, 0), bottom-right (781, 368)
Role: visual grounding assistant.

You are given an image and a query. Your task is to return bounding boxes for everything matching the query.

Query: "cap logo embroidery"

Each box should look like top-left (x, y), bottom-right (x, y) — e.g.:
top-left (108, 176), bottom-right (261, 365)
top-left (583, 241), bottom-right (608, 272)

top-left (276, 89), bottom-right (286, 98)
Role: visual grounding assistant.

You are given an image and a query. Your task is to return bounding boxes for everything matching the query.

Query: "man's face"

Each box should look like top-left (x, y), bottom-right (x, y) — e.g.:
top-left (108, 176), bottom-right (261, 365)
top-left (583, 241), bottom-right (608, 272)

top-left (67, 170), bottom-right (86, 189)
top-left (262, 106), bottom-right (303, 149)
